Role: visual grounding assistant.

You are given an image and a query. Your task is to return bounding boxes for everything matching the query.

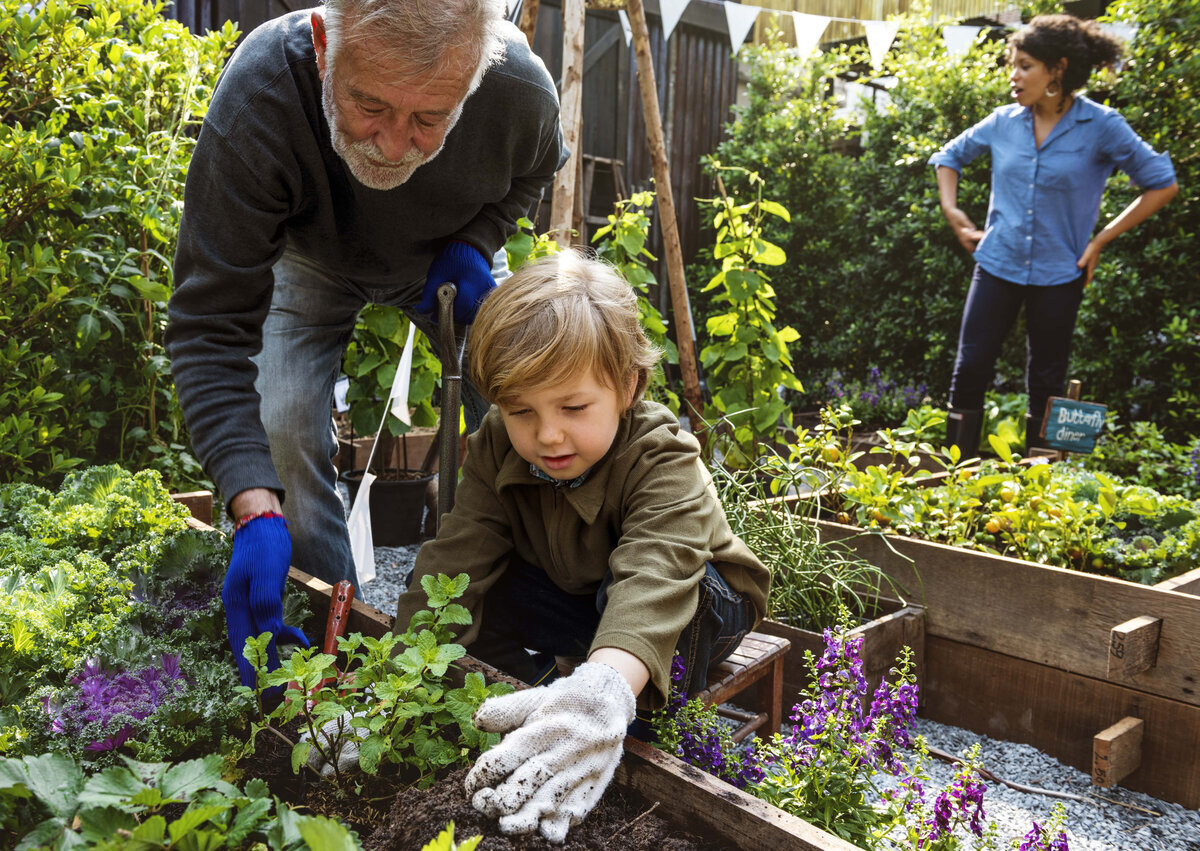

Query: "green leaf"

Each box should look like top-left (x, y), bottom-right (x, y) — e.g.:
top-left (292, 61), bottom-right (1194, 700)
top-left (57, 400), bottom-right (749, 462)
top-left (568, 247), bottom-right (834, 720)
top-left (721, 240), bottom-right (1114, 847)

top-left (161, 755), bottom-right (223, 800)
top-left (298, 814), bottom-right (361, 850)
top-left (987, 433), bottom-right (1013, 463)
top-left (291, 740), bottom-right (311, 775)
top-left (167, 804), bottom-right (230, 843)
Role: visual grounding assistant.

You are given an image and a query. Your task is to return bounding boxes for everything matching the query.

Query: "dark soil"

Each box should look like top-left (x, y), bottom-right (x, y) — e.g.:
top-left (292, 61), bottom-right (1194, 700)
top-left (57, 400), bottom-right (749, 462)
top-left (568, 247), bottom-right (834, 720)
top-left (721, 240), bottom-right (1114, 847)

top-left (241, 720), bottom-right (722, 849)
top-left (363, 767), bottom-right (724, 851)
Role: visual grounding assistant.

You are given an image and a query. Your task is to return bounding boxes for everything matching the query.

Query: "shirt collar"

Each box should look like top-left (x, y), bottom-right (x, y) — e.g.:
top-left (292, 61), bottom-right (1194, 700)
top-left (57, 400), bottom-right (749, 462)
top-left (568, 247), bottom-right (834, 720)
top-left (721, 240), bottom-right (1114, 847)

top-left (528, 463), bottom-right (592, 489)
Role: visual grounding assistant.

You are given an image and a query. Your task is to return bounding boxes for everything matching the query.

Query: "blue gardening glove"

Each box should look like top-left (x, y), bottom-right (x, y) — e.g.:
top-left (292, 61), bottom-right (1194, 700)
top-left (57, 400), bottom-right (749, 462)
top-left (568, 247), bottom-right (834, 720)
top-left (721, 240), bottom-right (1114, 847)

top-left (417, 240), bottom-right (496, 324)
top-left (221, 514), bottom-right (310, 687)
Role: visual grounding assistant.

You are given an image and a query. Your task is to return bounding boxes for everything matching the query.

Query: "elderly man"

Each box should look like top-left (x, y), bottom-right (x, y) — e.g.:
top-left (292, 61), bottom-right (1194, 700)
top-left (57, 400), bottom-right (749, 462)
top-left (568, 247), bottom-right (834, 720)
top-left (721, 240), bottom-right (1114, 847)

top-left (165, 0), bottom-right (565, 687)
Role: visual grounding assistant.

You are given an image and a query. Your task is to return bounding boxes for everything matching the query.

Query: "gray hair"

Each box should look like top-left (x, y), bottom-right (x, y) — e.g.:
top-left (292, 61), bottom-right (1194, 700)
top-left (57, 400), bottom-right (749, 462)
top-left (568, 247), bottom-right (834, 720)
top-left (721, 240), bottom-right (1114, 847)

top-left (322, 0), bottom-right (506, 90)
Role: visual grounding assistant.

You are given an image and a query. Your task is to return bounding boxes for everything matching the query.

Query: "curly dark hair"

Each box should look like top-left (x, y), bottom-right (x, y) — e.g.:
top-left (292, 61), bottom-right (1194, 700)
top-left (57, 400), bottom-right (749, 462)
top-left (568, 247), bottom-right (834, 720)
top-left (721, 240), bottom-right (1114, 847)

top-left (1008, 14), bottom-right (1124, 94)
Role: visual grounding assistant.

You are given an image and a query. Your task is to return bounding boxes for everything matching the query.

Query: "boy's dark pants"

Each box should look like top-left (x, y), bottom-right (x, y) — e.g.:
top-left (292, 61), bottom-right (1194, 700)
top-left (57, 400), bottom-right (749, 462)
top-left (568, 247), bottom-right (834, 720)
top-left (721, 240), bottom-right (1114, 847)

top-left (472, 557), bottom-right (754, 702)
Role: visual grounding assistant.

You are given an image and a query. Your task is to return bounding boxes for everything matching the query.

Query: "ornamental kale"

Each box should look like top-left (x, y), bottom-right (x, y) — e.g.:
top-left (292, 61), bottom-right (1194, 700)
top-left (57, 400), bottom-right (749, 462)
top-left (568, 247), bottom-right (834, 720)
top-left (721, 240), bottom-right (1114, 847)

top-left (44, 655), bottom-right (188, 752)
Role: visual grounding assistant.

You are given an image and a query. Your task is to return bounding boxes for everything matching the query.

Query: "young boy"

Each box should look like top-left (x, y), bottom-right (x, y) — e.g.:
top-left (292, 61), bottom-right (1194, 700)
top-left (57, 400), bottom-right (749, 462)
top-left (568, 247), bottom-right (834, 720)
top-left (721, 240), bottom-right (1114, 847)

top-left (394, 249), bottom-right (769, 843)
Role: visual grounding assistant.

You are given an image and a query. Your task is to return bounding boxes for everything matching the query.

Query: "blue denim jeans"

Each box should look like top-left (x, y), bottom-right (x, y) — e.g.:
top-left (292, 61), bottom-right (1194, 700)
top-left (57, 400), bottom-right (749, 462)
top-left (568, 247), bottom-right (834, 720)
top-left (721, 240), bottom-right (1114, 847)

top-left (472, 557), bottom-right (754, 700)
top-left (251, 249), bottom-right (496, 585)
top-left (949, 265), bottom-right (1086, 418)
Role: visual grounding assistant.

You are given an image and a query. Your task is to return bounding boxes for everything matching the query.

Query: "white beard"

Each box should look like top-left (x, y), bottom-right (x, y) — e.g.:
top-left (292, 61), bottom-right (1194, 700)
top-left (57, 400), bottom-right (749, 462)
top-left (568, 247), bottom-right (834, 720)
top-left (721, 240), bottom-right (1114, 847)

top-left (321, 70), bottom-right (458, 191)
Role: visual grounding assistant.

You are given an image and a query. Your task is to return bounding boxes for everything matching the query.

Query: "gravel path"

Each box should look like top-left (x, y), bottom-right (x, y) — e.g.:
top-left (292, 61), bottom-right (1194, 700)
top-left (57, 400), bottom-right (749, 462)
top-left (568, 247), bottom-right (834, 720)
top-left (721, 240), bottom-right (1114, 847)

top-left (345, 486), bottom-right (1200, 849)
top-left (893, 718), bottom-right (1200, 850)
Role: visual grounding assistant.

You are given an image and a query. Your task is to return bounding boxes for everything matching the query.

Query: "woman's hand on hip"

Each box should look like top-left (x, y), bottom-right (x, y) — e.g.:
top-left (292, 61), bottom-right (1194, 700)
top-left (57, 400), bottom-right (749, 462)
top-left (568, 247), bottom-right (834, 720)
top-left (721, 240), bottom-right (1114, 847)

top-left (1077, 240), bottom-right (1104, 286)
top-left (943, 207), bottom-right (983, 253)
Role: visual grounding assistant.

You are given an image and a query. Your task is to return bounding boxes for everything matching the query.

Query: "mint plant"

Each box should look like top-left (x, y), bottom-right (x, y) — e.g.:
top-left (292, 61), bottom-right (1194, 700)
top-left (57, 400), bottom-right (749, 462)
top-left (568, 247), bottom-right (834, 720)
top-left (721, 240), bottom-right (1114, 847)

top-left (243, 573), bottom-right (512, 790)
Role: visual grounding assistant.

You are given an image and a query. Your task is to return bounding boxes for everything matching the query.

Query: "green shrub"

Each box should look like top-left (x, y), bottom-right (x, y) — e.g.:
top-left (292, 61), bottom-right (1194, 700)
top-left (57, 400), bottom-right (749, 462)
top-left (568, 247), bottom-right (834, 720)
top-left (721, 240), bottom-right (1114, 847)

top-left (0, 0), bottom-right (236, 487)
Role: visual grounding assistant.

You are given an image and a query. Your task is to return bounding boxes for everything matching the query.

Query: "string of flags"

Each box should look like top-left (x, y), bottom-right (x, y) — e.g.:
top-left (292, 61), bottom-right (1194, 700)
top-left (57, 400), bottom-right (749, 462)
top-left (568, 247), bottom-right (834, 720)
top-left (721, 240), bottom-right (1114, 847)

top-left (612, 2), bottom-right (1138, 72)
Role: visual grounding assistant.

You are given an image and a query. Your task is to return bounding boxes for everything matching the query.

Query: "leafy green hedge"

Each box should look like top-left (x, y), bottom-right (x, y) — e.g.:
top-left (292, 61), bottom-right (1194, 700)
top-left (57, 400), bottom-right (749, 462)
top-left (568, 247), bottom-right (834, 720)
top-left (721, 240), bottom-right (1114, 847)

top-left (696, 0), bottom-right (1196, 440)
top-left (0, 0), bottom-right (236, 486)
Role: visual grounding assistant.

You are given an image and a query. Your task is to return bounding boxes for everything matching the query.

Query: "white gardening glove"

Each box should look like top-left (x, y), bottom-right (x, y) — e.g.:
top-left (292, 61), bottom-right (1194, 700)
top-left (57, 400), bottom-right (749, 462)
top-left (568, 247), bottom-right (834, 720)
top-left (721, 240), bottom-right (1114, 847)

top-left (301, 710), bottom-right (364, 778)
top-left (464, 662), bottom-right (636, 844)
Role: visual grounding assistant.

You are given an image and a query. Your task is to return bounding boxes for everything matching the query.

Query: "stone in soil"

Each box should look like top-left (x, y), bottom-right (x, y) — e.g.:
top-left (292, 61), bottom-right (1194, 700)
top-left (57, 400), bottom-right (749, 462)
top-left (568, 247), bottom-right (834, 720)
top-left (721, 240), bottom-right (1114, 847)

top-left (363, 767), bottom-right (721, 850)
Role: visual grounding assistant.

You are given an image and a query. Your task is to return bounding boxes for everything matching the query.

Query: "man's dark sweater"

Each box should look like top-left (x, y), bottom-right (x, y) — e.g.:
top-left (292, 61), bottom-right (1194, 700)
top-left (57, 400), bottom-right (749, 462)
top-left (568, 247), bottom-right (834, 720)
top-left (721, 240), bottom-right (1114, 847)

top-left (166, 10), bottom-right (564, 504)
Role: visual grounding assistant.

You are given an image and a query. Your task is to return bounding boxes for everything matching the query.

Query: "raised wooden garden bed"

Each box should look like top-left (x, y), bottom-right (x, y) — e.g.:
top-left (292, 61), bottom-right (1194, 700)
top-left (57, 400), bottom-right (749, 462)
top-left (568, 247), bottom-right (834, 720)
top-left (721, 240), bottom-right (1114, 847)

top-left (288, 568), bottom-right (860, 850)
top-left (814, 518), bottom-right (1200, 808)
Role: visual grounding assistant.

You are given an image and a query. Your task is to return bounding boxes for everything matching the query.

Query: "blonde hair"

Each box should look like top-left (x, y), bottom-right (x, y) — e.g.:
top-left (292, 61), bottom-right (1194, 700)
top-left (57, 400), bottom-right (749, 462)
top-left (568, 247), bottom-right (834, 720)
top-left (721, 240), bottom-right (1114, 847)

top-left (469, 249), bottom-right (662, 408)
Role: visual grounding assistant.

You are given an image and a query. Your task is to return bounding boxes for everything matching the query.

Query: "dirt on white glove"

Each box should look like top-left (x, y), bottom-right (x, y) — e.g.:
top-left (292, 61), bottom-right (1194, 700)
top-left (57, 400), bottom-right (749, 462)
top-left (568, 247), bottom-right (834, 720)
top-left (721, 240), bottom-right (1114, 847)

top-left (464, 661), bottom-right (636, 844)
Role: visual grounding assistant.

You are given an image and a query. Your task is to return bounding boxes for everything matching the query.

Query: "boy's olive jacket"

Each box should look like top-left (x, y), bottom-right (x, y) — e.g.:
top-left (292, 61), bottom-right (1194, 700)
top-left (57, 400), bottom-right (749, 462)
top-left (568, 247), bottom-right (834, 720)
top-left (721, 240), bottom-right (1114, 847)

top-left (395, 401), bottom-right (770, 708)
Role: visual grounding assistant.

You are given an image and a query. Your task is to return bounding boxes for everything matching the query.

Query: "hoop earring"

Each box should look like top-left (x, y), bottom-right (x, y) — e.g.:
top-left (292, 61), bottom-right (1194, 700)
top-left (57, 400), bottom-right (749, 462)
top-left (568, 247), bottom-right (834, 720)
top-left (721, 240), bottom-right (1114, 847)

top-left (1046, 80), bottom-right (1061, 98)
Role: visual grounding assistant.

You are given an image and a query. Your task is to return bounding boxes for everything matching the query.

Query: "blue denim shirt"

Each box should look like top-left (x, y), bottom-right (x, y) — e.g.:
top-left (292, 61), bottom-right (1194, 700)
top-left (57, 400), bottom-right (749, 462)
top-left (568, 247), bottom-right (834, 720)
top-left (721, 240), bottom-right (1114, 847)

top-left (930, 96), bottom-right (1176, 286)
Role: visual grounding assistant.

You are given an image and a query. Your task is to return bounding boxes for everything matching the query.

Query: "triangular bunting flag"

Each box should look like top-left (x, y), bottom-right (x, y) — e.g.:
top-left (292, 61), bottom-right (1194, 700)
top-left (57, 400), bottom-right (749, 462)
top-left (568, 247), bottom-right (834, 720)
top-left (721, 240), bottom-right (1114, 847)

top-left (1099, 21), bottom-right (1138, 45)
top-left (724, 2), bottom-right (761, 55)
top-left (864, 19), bottom-right (901, 71)
top-left (792, 12), bottom-right (830, 59)
top-left (660, 0), bottom-right (689, 42)
top-left (618, 8), bottom-right (632, 47)
top-left (942, 25), bottom-right (980, 60)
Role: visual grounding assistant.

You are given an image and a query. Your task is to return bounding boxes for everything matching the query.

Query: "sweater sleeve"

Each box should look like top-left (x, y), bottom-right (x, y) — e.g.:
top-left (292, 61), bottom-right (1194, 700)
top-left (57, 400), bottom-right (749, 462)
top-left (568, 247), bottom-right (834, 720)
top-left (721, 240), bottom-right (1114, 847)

top-left (166, 121), bottom-right (294, 505)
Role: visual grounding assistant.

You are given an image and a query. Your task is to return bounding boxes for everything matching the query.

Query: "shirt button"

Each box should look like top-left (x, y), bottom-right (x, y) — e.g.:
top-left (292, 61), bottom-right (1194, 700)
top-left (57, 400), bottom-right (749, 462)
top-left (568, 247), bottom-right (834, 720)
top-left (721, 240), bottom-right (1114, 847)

top-left (1029, 183), bottom-right (1034, 188)
top-left (1026, 260), bottom-right (1031, 265)
top-left (1026, 236), bottom-right (1032, 240)
top-left (1027, 209), bottom-right (1033, 215)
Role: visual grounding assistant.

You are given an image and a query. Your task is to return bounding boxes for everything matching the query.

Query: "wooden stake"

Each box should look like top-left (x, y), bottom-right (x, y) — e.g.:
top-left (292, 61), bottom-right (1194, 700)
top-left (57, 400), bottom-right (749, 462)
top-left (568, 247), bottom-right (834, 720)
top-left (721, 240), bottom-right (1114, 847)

top-left (625, 0), bottom-right (704, 428)
top-left (550, 0), bottom-right (585, 245)
top-left (1093, 716), bottom-right (1144, 788)
top-left (517, 0), bottom-right (540, 46)
top-left (1107, 615), bottom-right (1163, 679)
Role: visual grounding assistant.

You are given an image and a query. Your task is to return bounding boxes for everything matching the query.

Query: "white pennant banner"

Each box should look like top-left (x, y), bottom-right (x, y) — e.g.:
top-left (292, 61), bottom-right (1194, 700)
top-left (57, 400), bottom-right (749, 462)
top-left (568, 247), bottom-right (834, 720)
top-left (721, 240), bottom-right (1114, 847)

top-left (792, 12), bottom-right (830, 59)
top-left (618, 9), bottom-right (632, 46)
top-left (724, 1), bottom-right (761, 55)
top-left (864, 19), bottom-right (901, 70)
top-left (387, 321), bottom-right (417, 426)
top-left (942, 25), bottom-right (980, 60)
top-left (660, 0), bottom-right (689, 42)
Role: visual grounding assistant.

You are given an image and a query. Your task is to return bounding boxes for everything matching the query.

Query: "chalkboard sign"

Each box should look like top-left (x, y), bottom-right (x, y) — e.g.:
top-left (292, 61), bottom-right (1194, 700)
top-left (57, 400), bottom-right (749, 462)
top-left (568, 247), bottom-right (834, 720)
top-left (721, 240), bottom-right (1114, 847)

top-left (1041, 397), bottom-right (1108, 453)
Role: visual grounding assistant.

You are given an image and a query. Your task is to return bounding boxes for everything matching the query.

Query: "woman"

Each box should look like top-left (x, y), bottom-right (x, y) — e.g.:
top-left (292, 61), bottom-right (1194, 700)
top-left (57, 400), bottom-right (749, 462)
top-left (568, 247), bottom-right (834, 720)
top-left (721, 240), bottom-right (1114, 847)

top-left (931, 14), bottom-right (1178, 455)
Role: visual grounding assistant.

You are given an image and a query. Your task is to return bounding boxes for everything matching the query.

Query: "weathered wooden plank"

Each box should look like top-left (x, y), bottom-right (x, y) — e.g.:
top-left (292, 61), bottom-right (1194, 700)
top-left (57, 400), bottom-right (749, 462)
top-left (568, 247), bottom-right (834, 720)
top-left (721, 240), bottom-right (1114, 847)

top-left (758, 602), bottom-right (925, 713)
top-left (921, 636), bottom-right (1200, 809)
top-left (816, 520), bottom-right (1200, 707)
top-left (171, 490), bottom-right (213, 526)
top-left (617, 736), bottom-right (861, 850)
top-left (1156, 566), bottom-right (1200, 597)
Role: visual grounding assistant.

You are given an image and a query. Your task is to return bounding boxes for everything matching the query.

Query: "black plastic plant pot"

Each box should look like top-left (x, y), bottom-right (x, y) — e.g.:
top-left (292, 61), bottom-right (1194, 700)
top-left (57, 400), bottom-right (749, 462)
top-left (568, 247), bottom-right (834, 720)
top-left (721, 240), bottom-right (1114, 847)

top-left (338, 468), bottom-right (435, 547)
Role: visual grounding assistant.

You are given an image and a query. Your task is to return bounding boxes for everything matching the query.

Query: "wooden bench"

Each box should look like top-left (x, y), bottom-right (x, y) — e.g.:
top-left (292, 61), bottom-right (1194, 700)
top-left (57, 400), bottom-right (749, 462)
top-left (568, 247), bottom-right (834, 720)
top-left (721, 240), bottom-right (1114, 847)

top-left (696, 631), bottom-right (791, 742)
